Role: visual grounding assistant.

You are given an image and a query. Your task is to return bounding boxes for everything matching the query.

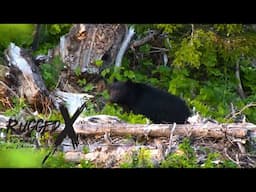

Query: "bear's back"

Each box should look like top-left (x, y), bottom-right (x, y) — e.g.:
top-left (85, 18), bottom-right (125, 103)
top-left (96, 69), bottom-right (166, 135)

top-left (124, 82), bottom-right (191, 124)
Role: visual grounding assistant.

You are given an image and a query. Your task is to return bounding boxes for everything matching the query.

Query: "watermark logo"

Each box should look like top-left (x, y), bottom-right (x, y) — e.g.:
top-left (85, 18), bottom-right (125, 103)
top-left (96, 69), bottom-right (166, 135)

top-left (42, 102), bottom-right (86, 164)
top-left (6, 119), bottom-right (60, 135)
top-left (5, 102), bottom-right (87, 165)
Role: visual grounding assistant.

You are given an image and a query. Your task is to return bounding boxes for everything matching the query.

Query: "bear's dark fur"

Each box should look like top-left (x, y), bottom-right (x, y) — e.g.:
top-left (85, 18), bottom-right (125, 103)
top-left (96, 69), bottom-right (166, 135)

top-left (108, 80), bottom-right (191, 124)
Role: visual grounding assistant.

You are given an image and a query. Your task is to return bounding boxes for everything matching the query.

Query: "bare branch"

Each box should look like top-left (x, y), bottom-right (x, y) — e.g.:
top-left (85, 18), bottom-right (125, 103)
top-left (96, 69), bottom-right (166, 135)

top-left (226, 102), bottom-right (256, 122)
top-left (115, 26), bottom-right (135, 67)
top-left (165, 123), bottom-right (177, 156)
top-left (0, 80), bottom-right (19, 98)
top-left (32, 24), bottom-right (42, 51)
top-left (130, 30), bottom-right (160, 48)
top-left (191, 24), bottom-right (194, 38)
top-left (224, 147), bottom-right (240, 167)
top-left (235, 60), bottom-right (246, 99)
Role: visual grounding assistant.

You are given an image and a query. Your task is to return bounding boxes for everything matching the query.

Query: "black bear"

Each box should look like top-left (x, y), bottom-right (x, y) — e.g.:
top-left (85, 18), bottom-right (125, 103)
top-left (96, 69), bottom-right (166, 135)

top-left (108, 80), bottom-right (191, 124)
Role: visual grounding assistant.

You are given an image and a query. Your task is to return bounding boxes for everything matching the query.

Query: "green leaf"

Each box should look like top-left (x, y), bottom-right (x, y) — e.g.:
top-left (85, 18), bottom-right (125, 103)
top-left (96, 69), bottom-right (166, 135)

top-left (74, 67), bottom-right (81, 76)
top-left (84, 83), bottom-right (94, 92)
top-left (77, 79), bottom-right (87, 87)
top-left (139, 44), bottom-right (151, 54)
top-left (101, 68), bottom-right (111, 78)
top-left (95, 59), bottom-right (103, 67)
top-left (124, 70), bottom-right (135, 79)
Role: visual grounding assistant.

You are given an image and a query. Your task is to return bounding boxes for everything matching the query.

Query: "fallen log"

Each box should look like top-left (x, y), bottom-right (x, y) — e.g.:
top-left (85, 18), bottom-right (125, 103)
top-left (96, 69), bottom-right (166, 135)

top-left (64, 146), bottom-right (162, 168)
top-left (1, 114), bottom-right (256, 140)
top-left (72, 120), bottom-right (256, 139)
top-left (2, 114), bottom-right (256, 167)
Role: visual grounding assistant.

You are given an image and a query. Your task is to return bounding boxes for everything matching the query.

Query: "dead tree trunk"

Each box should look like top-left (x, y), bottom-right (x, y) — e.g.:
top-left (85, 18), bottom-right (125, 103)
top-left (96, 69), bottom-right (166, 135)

top-left (32, 24), bottom-right (42, 51)
top-left (53, 24), bottom-right (127, 74)
top-left (0, 65), bottom-right (15, 108)
top-left (3, 43), bottom-right (52, 113)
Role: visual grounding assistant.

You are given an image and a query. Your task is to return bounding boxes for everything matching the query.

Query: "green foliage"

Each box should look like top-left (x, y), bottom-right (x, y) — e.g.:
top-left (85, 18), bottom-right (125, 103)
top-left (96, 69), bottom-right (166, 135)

top-left (0, 149), bottom-right (45, 168)
top-left (48, 24), bottom-right (71, 39)
top-left (82, 99), bottom-right (149, 124)
top-left (42, 151), bottom-right (76, 168)
top-left (100, 25), bottom-right (255, 123)
top-left (82, 146), bottom-right (90, 154)
top-left (95, 59), bottom-right (103, 67)
top-left (40, 56), bottom-right (64, 90)
top-left (173, 36), bottom-right (202, 68)
top-left (100, 90), bottom-right (110, 100)
top-left (202, 152), bottom-right (221, 168)
top-left (161, 138), bottom-right (197, 168)
top-left (202, 151), bottom-right (237, 168)
top-left (101, 104), bottom-right (149, 124)
top-left (39, 131), bottom-right (51, 146)
top-left (222, 160), bottom-right (238, 168)
top-left (106, 24), bottom-right (256, 124)
top-left (78, 79), bottom-right (87, 87)
top-left (213, 24), bottom-right (243, 36)
top-left (139, 44), bottom-right (151, 54)
top-left (0, 136), bottom-right (33, 149)
top-left (77, 78), bottom-right (97, 94)
top-left (82, 100), bottom-right (97, 116)
top-left (35, 24), bottom-right (72, 55)
top-left (190, 80), bottom-right (237, 122)
top-left (240, 64), bottom-right (256, 94)
top-left (133, 24), bottom-right (155, 36)
top-left (74, 67), bottom-right (82, 76)
top-left (0, 140), bottom-right (90, 168)
top-left (84, 83), bottom-right (95, 92)
top-left (155, 24), bottom-right (183, 34)
top-left (160, 138), bottom-right (238, 168)
top-left (0, 133), bottom-right (76, 168)
top-left (80, 159), bottom-right (95, 168)
top-left (168, 68), bottom-right (199, 98)
top-left (3, 23), bottom-right (253, 124)
top-left (0, 24), bottom-right (34, 52)
top-left (46, 109), bottom-right (64, 123)
top-left (101, 66), bottom-right (130, 83)
top-left (2, 24), bottom-right (256, 167)
top-left (0, 141), bottom-right (45, 168)
top-left (4, 97), bottom-right (26, 117)
top-left (120, 148), bottom-right (154, 168)
top-left (101, 68), bottom-right (111, 79)
top-left (172, 29), bottom-right (217, 69)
